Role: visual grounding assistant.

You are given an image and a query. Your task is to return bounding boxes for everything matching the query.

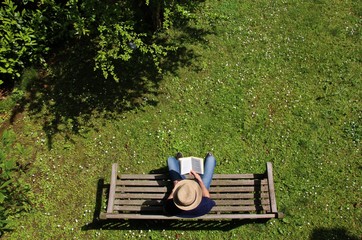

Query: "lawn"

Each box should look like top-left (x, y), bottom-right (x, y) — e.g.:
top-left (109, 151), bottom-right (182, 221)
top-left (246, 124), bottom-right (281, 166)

top-left (1, 0), bottom-right (361, 239)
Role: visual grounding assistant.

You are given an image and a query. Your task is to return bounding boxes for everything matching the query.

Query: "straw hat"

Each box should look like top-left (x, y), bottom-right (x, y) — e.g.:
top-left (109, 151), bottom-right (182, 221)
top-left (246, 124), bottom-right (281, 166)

top-left (173, 180), bottom-right (202, 211)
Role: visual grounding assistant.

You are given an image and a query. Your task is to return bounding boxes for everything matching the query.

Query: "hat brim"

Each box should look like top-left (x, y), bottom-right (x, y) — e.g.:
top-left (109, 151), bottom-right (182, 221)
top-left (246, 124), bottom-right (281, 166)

top-left (173, 180), bottom-right (202, 211)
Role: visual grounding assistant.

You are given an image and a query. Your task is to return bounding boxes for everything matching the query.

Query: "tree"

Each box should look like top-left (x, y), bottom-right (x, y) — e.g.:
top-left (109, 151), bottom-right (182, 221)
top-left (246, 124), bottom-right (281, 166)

top-left (0, 0), bottom-right (200, 86)
top-left (0, 0), bottom-right (48, 88)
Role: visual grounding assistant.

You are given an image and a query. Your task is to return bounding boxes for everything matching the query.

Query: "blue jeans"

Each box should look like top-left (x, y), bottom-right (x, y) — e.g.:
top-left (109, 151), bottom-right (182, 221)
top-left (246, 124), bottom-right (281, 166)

top-left (167, 155), bottom-right (216, 189)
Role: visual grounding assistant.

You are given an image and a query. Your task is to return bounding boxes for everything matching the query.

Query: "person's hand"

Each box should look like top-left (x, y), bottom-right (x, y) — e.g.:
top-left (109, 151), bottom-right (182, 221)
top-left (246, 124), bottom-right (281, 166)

top-left (190, 170), bottom-right (210, 198)
top-left (190, 170), bottom-right (202, 182)
top-left (173, 180), bottom-right (180, 186)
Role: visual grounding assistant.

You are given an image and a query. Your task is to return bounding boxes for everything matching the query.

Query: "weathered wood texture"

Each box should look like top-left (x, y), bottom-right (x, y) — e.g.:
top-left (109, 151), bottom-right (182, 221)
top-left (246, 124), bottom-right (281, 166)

top-left (100, 162), bottom-right (283, 220)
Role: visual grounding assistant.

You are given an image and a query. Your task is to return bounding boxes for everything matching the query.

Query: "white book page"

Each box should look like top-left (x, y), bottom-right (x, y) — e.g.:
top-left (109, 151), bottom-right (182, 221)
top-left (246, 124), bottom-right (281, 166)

top-left (180, 157), bottom-right (192, 175)
top-left (191, 157), bottom-right (204, 174)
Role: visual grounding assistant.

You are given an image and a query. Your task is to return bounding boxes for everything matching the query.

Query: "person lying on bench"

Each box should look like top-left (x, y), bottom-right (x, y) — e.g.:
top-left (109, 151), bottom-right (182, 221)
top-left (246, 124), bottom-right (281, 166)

top-left (164, 152), bottom-right (216, 217)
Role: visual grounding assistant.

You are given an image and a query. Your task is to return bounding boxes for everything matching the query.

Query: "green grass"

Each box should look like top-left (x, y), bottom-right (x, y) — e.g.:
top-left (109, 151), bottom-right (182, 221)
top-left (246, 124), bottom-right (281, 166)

top-left (2, 0), bottom-right (361, 239)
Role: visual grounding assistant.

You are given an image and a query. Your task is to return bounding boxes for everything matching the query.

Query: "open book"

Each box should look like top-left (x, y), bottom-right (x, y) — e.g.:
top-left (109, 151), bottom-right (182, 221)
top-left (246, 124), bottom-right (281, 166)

top-left (179, 156), bottom-right (204, 175)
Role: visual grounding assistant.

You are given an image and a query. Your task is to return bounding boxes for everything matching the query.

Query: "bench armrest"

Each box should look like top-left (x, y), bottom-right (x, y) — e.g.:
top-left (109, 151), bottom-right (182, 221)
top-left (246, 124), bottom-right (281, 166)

top-left (266, 162), bottom-right (284, 218)
top-left (106, 163), bottom-right (118, 213)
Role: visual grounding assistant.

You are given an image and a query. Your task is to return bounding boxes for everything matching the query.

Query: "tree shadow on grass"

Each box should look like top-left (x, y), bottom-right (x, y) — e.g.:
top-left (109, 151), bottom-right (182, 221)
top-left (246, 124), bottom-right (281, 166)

top-left (23, 39), bottom-right (160, 148)
top-left (310, 228), bottom-right (360, 240)
top-left (17, 24), bottom-right (211, 148)
top-left (83, 178), bottom-right (269, 232)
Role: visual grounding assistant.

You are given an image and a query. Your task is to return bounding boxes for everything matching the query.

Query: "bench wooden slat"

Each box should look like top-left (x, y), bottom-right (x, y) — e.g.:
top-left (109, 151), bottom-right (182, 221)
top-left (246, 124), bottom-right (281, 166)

top-left (214, 199), bottom-right (270, 206)
top-left (213, 205), bottom-right (270, 212)
top-left (100, 213), bottom-right (278, 220)
top-left (115, 193), bottom-right (167, 199)
top-left (113, 199), bottom-right (270, 206)
top-left (112, 205), bottom-right (270, 212)
top-left (115, 192), bottom-right (270, 200)
top-left (115, 185), bottom-right (268, 193)
top-left (115, 186), bottom-right (168, 193)
top-left (212, 174), bottom-right (266, 179)
top-left (115, 179), bottom-right (268, 187)
top-left (113, 205), bottom-right (164, 211)
top-left (118, 173), bottom-right (266, 180)
top-left (116, 180), bottom-right (169, 186)
top-left (211, 192), bottom-right (270, 199)
top-left (119, 174), bottom-right (168, 180)
top-left (211, 179), bottom-right (268, 186)
top-left (114, 199), bottom-right (164, 205)
top-left (210, 186), bottom-right (269, 192)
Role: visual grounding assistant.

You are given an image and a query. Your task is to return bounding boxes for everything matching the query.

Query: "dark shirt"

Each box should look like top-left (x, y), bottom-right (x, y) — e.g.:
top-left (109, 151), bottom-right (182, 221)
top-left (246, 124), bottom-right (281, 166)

top-left (164, 197), bottom-right (216, 218)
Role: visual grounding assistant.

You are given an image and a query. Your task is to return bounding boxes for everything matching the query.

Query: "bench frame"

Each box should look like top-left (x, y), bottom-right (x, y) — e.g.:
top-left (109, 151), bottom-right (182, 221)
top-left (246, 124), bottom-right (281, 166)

top-left (100, 162), bottom-right (283, 220)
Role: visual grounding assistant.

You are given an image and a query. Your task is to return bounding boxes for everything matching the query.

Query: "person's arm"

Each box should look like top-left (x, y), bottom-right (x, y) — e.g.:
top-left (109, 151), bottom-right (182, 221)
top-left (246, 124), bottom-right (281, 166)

top-left (190, 170), bottom-right (210, 198)
top-left (167, 180), bottom-right (180, 200)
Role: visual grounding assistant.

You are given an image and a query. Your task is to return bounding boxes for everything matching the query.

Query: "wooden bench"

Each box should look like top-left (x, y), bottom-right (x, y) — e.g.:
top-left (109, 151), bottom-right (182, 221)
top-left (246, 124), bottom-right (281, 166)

top-left (99, 162), bottom-right (283, 220)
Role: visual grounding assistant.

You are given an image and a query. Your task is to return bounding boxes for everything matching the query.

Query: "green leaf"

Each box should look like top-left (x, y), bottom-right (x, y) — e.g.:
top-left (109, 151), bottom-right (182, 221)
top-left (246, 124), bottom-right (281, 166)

top-left (5, 159), bottom-right (16, 170)
top-left (0, 180), bottom-right (12, 189)
top-left (0, 191), bottom-right (5, 203)
top-left (0, 67), bottom-right (8, 73)
top-left (282, 217), bottom-right (290, 224)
